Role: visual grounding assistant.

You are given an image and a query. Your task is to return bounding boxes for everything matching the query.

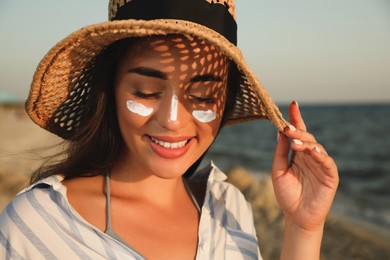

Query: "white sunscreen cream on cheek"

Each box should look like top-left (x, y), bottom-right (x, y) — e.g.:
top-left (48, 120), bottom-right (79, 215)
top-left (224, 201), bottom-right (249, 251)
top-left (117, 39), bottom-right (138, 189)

top-left (126, 100), bottom-right (153, 117)
top-left (170, 94), bottom-right (179, 121)
top-left (192, 110), bottom-right (217, 123)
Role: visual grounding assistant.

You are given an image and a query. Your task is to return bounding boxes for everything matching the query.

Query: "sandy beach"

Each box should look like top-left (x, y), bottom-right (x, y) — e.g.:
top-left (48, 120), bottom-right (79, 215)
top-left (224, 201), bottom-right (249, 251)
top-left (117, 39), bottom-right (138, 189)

top-left (1, 105), bottom-right (389, 259)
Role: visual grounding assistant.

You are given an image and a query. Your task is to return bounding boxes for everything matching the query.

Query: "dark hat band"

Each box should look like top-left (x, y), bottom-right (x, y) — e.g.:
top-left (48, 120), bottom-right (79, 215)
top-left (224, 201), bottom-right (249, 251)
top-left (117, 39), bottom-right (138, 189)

top-left (113, 0), bottom-right (237, 45)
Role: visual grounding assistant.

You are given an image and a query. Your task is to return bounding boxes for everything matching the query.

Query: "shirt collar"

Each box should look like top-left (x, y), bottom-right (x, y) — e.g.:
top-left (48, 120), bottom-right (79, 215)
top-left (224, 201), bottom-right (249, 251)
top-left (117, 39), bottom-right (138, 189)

top-left (18, 161), bottom-right (227, 196)
top-left (17, 175), bottom-right (65, 196)
top-left (190, 160), bottom-right (227, 183)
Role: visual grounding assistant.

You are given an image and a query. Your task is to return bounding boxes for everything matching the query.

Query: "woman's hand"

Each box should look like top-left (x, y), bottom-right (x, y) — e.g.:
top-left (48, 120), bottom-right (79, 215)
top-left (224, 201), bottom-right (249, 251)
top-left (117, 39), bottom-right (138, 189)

top-left (272, 101), bottom-right (339, 259)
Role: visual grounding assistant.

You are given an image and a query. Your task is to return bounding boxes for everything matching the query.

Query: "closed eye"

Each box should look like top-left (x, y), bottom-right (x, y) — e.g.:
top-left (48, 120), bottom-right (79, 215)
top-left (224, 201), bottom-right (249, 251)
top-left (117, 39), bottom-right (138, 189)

top-left (190, 95), bottom-right (215, 104)
top-left (133, 91), bottom-right (162, 99)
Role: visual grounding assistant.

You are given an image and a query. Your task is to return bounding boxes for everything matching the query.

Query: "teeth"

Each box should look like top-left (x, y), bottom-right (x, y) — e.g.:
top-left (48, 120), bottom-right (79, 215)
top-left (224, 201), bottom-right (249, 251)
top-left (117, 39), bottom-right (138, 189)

top-left (150, 137), bottom-right (188, 149)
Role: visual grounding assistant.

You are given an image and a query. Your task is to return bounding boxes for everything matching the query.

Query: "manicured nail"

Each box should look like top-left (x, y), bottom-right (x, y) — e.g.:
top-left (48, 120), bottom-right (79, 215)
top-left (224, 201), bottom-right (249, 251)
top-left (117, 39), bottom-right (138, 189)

top-left (293, 100), bottom-right (299, 108)
top-left (314, 146), bottom-right (321, 153)
top-left (288, 124), bottom-right (296, 131)
top-left (292, 139), bottom-right (303, 145)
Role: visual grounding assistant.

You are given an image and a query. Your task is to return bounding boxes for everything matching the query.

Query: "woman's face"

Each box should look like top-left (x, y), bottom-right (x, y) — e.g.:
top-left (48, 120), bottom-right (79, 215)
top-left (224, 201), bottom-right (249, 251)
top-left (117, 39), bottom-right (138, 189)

top-left (114, 35), bottom-right (228, 179)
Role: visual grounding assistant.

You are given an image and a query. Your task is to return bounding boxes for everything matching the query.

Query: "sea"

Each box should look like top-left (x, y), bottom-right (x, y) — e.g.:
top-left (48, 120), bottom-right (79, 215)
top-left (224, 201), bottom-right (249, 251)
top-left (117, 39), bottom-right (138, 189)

top-left (202, 103), bottom-right (390, 235)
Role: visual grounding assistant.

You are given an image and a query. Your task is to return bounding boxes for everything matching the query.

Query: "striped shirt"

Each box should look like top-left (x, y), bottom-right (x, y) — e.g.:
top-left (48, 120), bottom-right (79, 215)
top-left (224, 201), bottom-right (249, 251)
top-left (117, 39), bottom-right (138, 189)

top-left (0, 162), bottom-right (262, 259)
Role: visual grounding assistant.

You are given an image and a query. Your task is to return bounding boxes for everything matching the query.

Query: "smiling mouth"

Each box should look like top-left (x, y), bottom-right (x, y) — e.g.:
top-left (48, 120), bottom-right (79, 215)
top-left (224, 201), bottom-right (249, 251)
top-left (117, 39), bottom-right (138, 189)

top-left (147, 135), bottom-right (194, 159)
top-left (149, 136), bottom-right (190, 149)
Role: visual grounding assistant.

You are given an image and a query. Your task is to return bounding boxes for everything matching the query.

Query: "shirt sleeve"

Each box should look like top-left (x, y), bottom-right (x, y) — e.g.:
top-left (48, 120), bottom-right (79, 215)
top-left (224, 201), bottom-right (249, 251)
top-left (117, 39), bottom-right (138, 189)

top-left (0, 195), bottom-right (43, 259)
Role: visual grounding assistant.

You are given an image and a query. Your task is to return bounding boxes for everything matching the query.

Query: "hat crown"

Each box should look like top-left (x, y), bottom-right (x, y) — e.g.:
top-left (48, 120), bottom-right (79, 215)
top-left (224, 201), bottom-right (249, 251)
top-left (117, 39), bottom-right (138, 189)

top-left (109, 0), bottom-right (236, 21)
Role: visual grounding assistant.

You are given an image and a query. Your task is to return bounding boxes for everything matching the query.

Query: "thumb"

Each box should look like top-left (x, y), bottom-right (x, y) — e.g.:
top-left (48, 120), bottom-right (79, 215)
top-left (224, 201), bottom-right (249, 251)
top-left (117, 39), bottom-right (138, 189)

top-left (272, 132), bottom-right (290, 180)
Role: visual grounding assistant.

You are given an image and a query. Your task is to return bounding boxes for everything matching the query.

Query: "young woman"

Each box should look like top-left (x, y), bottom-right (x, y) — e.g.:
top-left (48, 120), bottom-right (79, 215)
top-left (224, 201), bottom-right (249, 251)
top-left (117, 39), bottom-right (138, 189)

top-left (0, 0), bottom-right (338, 259)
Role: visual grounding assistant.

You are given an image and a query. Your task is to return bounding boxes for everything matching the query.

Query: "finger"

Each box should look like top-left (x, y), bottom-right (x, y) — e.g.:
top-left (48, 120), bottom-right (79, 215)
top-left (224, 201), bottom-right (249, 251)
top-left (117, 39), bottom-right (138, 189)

top-left (283, 124), bottom-right (317, 143)
top-left (289, 100), bottom-right (307, 131)
top-left (272, 132), bottom-right (290, 179)
top-left (310, 147), bottom-right (337, 171)
top-left (291, 141), bottom-right (338, 184)
top-left (310, 147), bottom-right (339, 184)
top-left (291, 139), bottom-right (328, 155)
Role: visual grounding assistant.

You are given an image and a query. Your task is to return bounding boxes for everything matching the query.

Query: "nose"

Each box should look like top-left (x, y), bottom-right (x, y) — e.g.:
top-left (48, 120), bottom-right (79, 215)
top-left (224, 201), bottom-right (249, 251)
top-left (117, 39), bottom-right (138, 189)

top-left (155, 92), bottom-right (188, 130)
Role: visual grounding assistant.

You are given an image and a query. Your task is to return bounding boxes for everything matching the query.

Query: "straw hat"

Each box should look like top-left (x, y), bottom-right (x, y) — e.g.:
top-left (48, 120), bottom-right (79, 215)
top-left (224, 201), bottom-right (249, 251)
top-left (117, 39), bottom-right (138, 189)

top-left (26, 0), bottom-right (288, 139)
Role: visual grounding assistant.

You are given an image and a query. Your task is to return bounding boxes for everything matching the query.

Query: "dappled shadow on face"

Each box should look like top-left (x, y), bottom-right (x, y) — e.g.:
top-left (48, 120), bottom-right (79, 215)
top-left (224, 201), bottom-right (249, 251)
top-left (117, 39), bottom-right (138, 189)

top-left (146, 35), bottom-right (229, 119)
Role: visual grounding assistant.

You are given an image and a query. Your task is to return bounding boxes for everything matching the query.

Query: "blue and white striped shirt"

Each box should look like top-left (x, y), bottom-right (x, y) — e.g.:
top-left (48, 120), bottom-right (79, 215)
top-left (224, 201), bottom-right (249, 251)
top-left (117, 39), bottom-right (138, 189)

top-left (0, 162), bottom-right (262, 259)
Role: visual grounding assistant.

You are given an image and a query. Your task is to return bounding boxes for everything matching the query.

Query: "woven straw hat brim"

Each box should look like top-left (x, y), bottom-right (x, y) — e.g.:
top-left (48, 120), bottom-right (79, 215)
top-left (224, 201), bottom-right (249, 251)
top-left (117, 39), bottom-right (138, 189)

top-left (26, 19), bottom-right (288, 138)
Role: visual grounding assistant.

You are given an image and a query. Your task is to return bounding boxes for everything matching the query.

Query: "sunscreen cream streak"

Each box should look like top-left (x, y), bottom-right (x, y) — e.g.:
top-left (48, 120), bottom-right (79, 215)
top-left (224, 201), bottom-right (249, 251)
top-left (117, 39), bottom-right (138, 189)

top-left (192, 110), bottom-right (216, 123)
top-left (126, 100), bottom-right (153, 117)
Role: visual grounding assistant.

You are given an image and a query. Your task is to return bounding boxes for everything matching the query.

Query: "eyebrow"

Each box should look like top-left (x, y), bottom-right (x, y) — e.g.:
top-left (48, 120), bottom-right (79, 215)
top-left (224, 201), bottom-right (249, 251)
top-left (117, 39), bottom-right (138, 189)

top-left (127, 67), bottom-right (167, 80)
top-left (190, 74), bottom-right (223, 83)
top-left (127, 67), bottom-right (222, 82)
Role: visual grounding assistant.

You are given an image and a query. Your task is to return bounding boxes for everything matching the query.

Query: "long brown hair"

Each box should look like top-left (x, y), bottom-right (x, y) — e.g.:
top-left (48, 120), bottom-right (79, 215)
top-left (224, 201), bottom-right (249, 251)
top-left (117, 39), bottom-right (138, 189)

top-left (30, 36), bottom-right (238, 184)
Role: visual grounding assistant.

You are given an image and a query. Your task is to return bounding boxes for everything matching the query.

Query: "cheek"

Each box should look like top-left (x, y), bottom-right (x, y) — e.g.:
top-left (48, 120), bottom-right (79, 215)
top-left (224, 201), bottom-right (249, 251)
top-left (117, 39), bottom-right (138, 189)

top-left (119, 94), bottom-right (225, 127)
top-left (117, 99), bottom-right (153, 133)
top-left (196, 112), bottom-right (221, 145)
top-left (192, 110), bottom-right (216, 123)
top-left (190, 88), bottom-right (226, 124)
top-left (126, 100), bottom-right (153, 117)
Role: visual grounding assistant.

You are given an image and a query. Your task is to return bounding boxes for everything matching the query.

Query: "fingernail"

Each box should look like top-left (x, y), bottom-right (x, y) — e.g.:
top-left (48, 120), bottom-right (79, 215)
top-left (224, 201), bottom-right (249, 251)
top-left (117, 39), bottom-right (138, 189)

top-left (293, 100), bottom-right (299, 108)
top-left (314, 146), bottom-right (321, 153)
top-left (288, 124), bottom-right (296, 131)
top-left (292, 139), bottom-right (303, 145)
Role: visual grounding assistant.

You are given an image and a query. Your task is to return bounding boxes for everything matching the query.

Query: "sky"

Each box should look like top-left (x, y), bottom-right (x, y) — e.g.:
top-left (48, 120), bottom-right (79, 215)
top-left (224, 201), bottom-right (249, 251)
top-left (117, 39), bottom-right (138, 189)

top-left (0, 0), bottom-right (389, 104)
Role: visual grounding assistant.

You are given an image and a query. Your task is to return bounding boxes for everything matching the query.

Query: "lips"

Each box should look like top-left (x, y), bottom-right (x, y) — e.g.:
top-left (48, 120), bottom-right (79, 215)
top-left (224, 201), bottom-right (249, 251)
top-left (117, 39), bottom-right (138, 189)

top-left (146, 135), bottom-right (194, 159)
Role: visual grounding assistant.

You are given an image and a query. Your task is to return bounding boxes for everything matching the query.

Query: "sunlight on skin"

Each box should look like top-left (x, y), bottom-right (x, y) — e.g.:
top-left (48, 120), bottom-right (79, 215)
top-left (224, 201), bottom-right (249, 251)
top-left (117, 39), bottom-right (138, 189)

top-left (123, 35), bottom-right (228, 124)
top-left (126, 99), bottom-right (218, 123)
top-left (114, 34), bottom-right (230, 179)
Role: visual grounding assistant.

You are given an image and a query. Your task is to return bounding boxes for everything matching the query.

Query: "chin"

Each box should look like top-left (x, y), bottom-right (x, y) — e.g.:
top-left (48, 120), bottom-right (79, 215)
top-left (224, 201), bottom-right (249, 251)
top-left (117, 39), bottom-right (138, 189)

top-left (147, 158), bottom-right (195, 179)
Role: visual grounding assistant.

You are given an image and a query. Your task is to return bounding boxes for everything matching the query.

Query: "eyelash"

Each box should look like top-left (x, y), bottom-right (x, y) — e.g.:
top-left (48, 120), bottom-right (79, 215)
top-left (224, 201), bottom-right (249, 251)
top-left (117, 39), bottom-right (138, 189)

top-left (133, 91), bottom-right (162, 99)
top-left (190, 95), bottom-right (215, 104)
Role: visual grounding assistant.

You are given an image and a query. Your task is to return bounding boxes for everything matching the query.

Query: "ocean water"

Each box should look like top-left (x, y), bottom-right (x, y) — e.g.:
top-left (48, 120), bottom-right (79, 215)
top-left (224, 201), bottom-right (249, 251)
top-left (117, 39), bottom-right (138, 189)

top-left (203, 103), bottom-right (390, 233)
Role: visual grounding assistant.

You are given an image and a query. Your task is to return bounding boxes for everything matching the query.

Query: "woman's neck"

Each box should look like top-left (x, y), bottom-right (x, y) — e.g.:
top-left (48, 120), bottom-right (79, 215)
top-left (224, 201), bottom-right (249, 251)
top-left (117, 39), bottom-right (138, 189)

top-left (108, 158), bottom-right (188, 209)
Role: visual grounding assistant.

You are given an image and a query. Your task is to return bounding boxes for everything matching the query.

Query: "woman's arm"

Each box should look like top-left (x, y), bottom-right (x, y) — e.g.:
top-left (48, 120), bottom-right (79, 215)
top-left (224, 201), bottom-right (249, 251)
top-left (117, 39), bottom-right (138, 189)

top-left (280, 220), bottom-right (323, 259)
top-left (272, 101), bottom-right (339, 260)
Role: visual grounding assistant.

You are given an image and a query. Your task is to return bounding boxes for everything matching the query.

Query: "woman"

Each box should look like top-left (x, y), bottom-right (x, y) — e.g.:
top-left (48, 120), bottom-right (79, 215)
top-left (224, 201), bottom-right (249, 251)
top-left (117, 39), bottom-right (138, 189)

top-left (0, 0), bottom-right (338, 259)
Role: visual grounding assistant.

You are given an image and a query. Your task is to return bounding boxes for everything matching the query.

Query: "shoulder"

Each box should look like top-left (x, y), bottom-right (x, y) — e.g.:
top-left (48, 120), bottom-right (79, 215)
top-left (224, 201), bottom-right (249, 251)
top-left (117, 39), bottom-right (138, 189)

top-left (62, 175), bottom-right (106, 231)
top-left (0, 176), bottom-right (64, 231)
top-left (0, 177), bottom-right (66, 258)
top-left (1, 176), bottom-right (59, 214)
top-left (62, 174), bottom-right (104, 196)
